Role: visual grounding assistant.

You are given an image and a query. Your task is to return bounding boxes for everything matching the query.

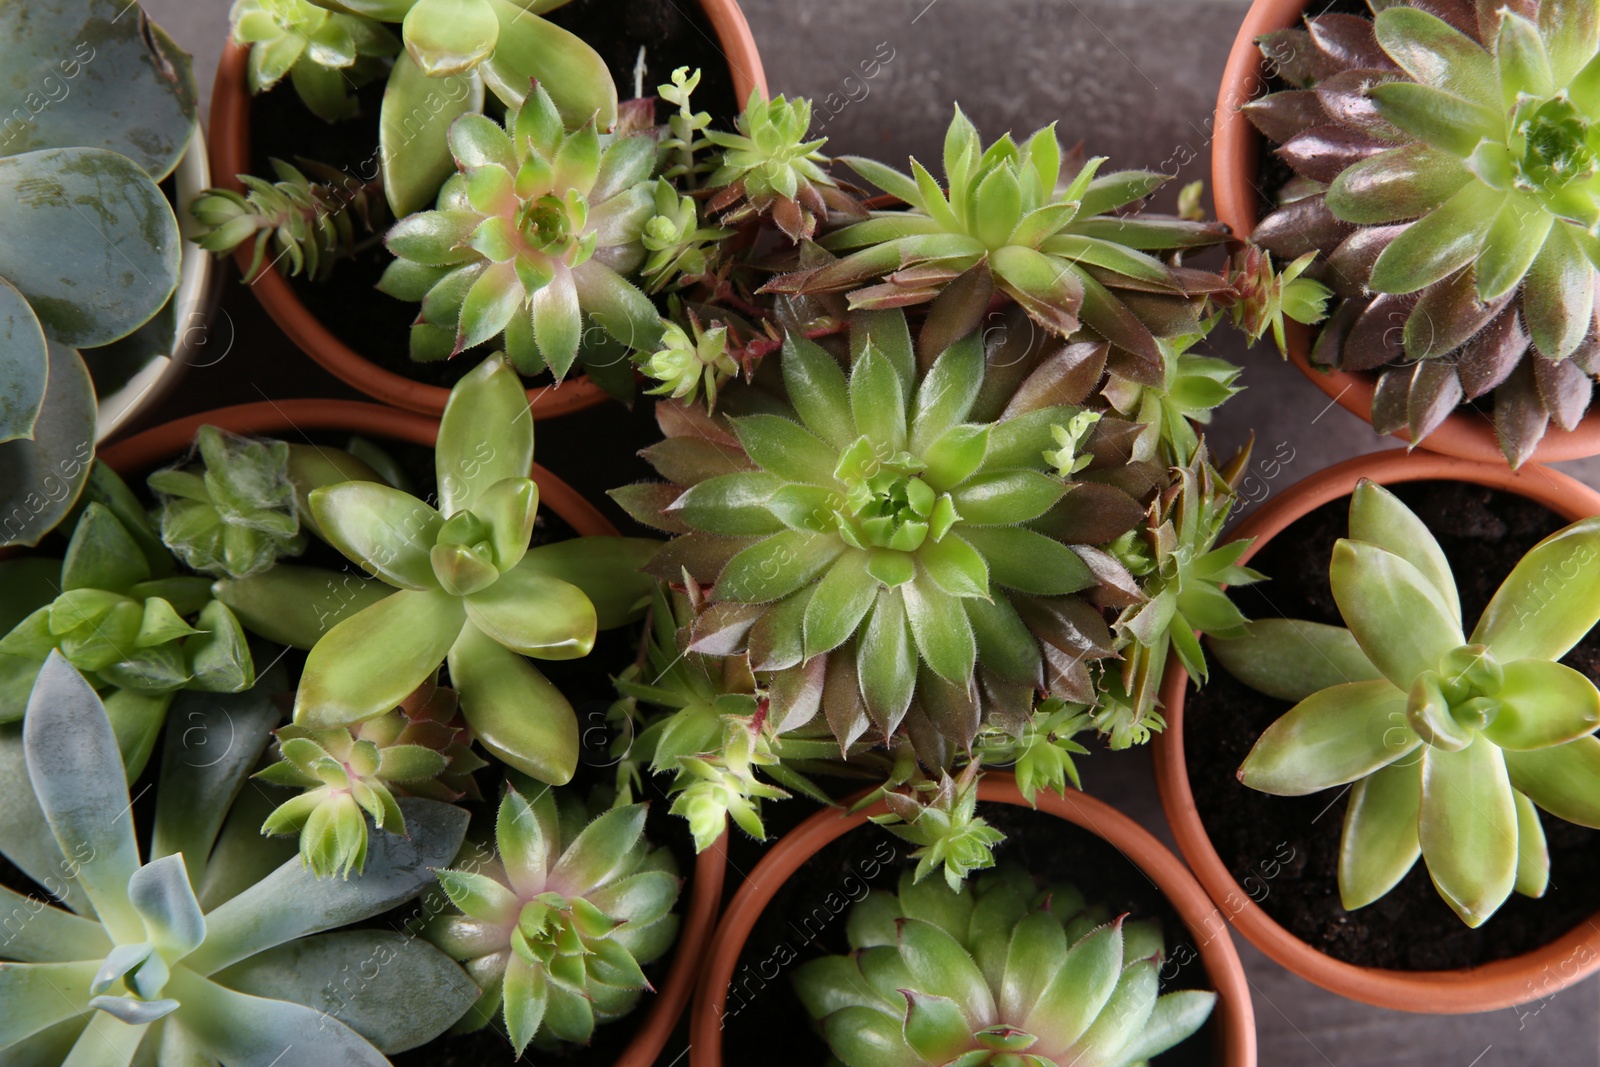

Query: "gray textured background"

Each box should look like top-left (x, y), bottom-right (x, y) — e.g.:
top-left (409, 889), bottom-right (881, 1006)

top-left (139, 1), bottom-right (1600, 1062)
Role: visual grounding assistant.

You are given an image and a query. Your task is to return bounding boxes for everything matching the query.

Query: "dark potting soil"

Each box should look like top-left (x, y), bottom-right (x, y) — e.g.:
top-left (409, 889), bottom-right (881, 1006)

top-left (244, 0), bottom-right (740, 395)
top-left (1185, 480), bottom-right (1600, 971)
top-left (719, 805), bottom-right (1218, 1067)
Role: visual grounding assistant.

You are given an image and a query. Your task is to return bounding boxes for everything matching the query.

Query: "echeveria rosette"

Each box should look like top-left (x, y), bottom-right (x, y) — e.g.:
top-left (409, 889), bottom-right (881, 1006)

top-left (280, 356), bottom-right (656, 784)
top-left (0, 482), bottom-right (255, 777)
top-left (230, 0), bottom-right (398, 122)
top-left (612, 309), bottom-right (1157, 760)
top-left (774, 108), bottom-right (1228, 378)
top-left (426, 787), bottom-right (681, 1056)
top-left (1245, 0), bottom-right (1600, 466)
top-left (380, 84), bottom-right (663, 383)
top-left (704, 91), bottom-right (856, 242)
top-left (794, 866), bottom-right (1216, 1067)
top-left (1213, 481), bottom-right (1600, 927)
top-left (1109, 447), bottom-right (1261, 737)
top-left (258, 680), bottom-right (485, 879)
top-left (148, 424), bottom-right (308, 580)
top-left (0, 653), bottom-right (476, 1064)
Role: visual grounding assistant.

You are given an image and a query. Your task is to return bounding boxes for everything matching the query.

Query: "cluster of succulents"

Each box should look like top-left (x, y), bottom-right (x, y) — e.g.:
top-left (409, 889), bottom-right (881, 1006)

top-left (1245, 0), bottom-right (1600, 465)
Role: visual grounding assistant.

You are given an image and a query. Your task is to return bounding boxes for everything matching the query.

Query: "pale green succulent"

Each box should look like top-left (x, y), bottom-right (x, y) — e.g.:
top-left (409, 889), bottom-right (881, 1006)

top-left (638, 313), bottom-right (739, 412)
top-left (1215, 481), bottom-right (1600, 926)
top-left (0, 653), bottom-right (476, 1064)
top-left (870, 765), bottom-right (1006, 890)
top-left (229, 0), bottom-right (397, 122)
top-left (705, 91), bottom-right (849, 241)
top-left (426, 786), bottom-right (680, 1057)
top-left (795, 866), bottom-right (1215, 1067)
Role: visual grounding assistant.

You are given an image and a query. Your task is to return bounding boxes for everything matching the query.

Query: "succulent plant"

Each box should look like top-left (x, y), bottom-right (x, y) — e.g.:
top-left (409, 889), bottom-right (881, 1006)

top-left (658, 66), bottom-right (715, 190)
top-left (259, 679), bottom-right (485, 878)
top-left (229, 0), bottom-right (398, 122)
top-left (1213, 481), bottom-right (1600, 926)
top-left (214, 357), bottom-right (656, 784)
top-left (641, 179), bottom-right (731, 293)
top-left (193, 158), bottom-right (384, 282)
top-left (0, 0), bottom-right (198, 546)
top-left (612, 583), bottom-right (830, 852)
top-left (794, 865), bottom-right (1216, 1067)
top-left (705, 91), bottom-right (853, 242)
top-left (1224, 245), bottom-right (1332, 359)
top-left (1110, 446), bottom-right (1260, 730)
top-left (0, 653), bottom-right (477, 1064)
top-left (870, 764), bottom-right (1006, 890)
top-left (380, 84), bottom-right (663, 380)
top-left (426, 786), bottom-right (681, 1056)
top-left (0, 477), bottom-right (255, 777)
top-left (612, 308), bottom-right (1160, 764)
top-left (1101, 322), bottom-right (1245, 466)
top-left (639, 311), bottom-right (740, 411)
top-left (974, 697), bottom-right (1093, 804)
top-left (148, 424), bottom-right (308, 580)
top-left (298, 0), bottom-right (615, 216)
top-left (1245, 0), bottom-right (1600, 465)
top-left (771, 108), bottom-right (1228, 378)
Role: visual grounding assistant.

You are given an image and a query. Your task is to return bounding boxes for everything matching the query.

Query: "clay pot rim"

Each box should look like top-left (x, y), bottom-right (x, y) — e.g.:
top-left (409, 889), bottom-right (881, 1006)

top-left (688, 773), bottom-right (1258, 1067)
top-left (206, 0), bottom-right (768, 419)
top-left (1210, 0), bottom-right (1600, 465)
top-left (99, 398), bottom-right (728, 1064)
top-left (1151, 448), bottom-right (1600, 1013)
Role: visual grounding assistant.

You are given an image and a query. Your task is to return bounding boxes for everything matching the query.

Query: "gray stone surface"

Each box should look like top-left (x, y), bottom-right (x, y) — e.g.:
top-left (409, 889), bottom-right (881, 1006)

top-left (141, 1), bottom-right (1600, 1063)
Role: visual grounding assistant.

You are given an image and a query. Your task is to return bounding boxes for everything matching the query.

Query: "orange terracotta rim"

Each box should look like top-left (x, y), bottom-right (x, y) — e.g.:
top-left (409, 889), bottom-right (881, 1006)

top-left (99, 398), bottom-right (728, 1063)
top-left (689, 773), bottom-right (1257, 1067)
top-left (1152, 449), bottom-right (1600, 1013)
top-left (1212, 0), bottom-right (1600, 464)
top-left (207, 0), bottom-right (768, 419)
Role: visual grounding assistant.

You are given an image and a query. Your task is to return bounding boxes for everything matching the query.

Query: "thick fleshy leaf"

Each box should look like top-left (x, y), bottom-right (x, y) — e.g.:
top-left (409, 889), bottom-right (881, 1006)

top-left (1025, 919), bottom-right (1122, 1048)
top-left (514, 538), bottom-right (656, 630)
top-left (549, 802), bottom-right (646, 896)
top-left (669, 473), bottom-right (785, 536)
top-left (1374, 7), bottom-right (1498, 103)
top-left (1339, 759), bottom-right (1423, 910)
top-left (380, 51), bottom-right (485, 218)
top-left (1505, 737), bottom-right (1600, 828)
top-left (569, 261), bottom-right (662, 352)
top-left (1330, 540), bottom-right (1463, 689)
top-left (783, 334), bottom-right (856, 449)
top-left (904, 572), bottom-right (977, 684)
top-left (732, 415), bottom-right (839, 488)
top-left (716, 531), bottom-right (845, 603)
top-left (295, 589), bottom-right (465, 727)
top-left (0, 148), bottom-right (178, 348)
top-left (448, 624), bottom-right (576, 782)
top-left (311, 483), bottom-right (441, 590)
top-left (0, 881), bottom-right (109, 963)
top-left (1118, 990), bottom-right (1218, 1064)
top-left (1524, 224), bottom-right (1594, 361)
top-left (803, 551), bottom-right (877, 656)
top-left (403, 0), bottom-right (498, 76)
top-left (213, 566), bottom-right (392, 650)
top-left (897, 918), bottom-right (994, 1018)
top-left (1239, 680), bottom-right (1414, 795)
top-left (1368, 182), bottom-right (1502, 295)
top-left (1211, 618), bottom-right (1383, 705)
top-left (901, 990), bottom-right (972, 1063)
top-left (23, 653), bottom-right (143, 941)
top-left (479, 0), bottom-right (615, 129)
top-left (1472, 517), bottom-right (1600, 661)
top-left (1481, 659), bottom-right (1600, 750)
top-left (950, 471), bottom-right (1065, 525)
top-left (959, 526), bottom-right (1093, 595)
top-left (0, 279), bottom-right (47, 444)
top-left (850, 348), bottom-right (908, 452)
top-left (1513, 789), bottom-right (1550, 898)
top-left (1418, 737), bottom-right (1517, 927)
top-left (0, 341), bottom-right (95, 549)
top-left (0, 0), bottom-right (197, 178)
top-left (464, 565), bottom-right (596, 659)
top-left (0, 960), bottom-right (101, 1047)
top-left (188, 798), bottom-right (468, 974)
top-left (1347, 480), bottom-right (1460, 622)
top-left (167, 968), bottom-right (391, 1067)
top-left (822, 1005), bottom-right (922, 1067)
top-left (437, 356), bottom-right (534, 515)
top-left (858, 590), bottom-right (916, 730)
top-left (1065, 959), bottom-right (1159, 1063)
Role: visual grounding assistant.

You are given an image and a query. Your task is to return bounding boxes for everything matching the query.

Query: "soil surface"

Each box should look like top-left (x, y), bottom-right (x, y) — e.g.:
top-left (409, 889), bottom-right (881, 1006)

top-left (719, 804), bottom-right (1218, 1067)
top-left (245, 0), bottom-right (740, 394)
top-left (1185, 480), bottom-right (1600, 970)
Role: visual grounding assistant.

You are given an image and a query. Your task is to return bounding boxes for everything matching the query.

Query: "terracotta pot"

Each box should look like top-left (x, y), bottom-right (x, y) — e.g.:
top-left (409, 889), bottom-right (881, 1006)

top-left (1212, 0), bottom-right (1600, 464)
top-left (690, 774), bottom-right (1257, 1067)
top-left (207, 1), bottom-right (768, 418)
top-left (1152, 449), bottom-right (1600, 1013)
top-left (99, 398), bottom-right (728, 1064)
